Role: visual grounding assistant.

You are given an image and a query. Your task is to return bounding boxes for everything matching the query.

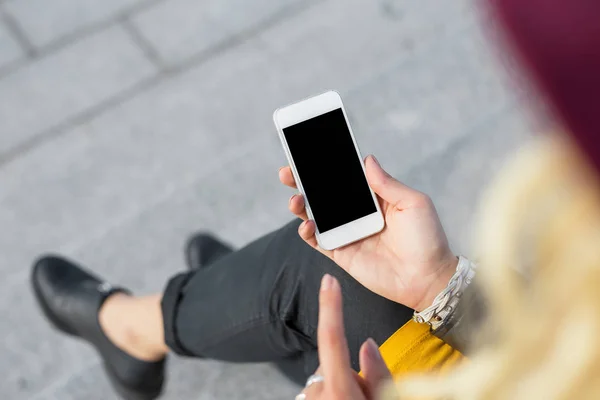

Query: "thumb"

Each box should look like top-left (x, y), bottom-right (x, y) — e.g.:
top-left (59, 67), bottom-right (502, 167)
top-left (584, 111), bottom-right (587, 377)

top-left (359, 338), bottom-right (392, 398)
top-left (365, 155), bottom-right (418, 207)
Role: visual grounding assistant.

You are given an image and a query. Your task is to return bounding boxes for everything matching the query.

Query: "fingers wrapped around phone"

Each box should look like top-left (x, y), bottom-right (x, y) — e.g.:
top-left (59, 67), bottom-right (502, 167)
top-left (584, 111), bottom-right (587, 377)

top-left (278, 166), bottom-right (297, 188)
top-left (298, 220), bottom-right (318, 247)
top-left (298, 218), bottom-right (334, 258)
top-left (289, 194), bottom-right (308, 221)
top-left (281, 165), bottom-right (333, 258)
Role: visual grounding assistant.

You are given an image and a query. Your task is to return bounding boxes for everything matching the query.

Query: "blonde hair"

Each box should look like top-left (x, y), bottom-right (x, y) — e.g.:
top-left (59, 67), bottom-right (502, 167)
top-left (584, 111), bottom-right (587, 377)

top-left (392, 137), bottom-right (600, 399)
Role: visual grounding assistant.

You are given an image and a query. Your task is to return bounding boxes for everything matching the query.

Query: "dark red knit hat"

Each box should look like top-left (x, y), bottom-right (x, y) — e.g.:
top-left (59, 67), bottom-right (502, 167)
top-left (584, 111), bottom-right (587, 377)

top-left (487, 0), bottom-right (600, 173)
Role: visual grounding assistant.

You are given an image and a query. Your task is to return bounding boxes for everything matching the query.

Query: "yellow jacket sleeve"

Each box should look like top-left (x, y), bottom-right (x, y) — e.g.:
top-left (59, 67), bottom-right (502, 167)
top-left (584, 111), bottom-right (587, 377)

top-left (377, 320), bottom-right (466, 377)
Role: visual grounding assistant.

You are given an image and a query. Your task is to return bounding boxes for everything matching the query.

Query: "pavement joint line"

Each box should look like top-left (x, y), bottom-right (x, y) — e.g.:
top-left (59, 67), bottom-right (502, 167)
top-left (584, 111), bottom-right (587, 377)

top-left (1, 7), bottom-right (36, 57)
top-left (119, 15), bottom-right (166, 72)
top-left (0, 0), bottom-right (324, 169)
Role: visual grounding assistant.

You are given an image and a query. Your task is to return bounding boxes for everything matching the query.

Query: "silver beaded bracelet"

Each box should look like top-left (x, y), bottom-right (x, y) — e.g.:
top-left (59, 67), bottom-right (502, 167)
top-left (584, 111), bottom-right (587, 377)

top-left (413, 256), bottom-right (476, 330)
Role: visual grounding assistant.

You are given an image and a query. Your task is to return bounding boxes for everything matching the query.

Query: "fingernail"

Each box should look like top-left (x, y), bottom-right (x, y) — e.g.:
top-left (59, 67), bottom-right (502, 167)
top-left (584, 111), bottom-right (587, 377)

top-left (289, 195), bottom-right (295, 205)
top-left (321, 274), bottom-right (333, 291)
top-left (370, 155), bottom-right (380, 167)
top-left (366, 338), bottom-right (382, 361)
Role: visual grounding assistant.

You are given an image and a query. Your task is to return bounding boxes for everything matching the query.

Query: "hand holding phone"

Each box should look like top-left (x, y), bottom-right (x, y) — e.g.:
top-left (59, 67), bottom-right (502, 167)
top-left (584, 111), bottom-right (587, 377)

top-left (275, 92), bottom-right (458, 310)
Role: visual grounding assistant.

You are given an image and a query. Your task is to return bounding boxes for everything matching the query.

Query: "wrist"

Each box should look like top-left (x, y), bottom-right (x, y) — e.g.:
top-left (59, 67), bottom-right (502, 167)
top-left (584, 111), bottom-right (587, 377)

top-left (412, 255), bottom-right (458, 312)
top-left (413, 256), bottom-right (477, 330)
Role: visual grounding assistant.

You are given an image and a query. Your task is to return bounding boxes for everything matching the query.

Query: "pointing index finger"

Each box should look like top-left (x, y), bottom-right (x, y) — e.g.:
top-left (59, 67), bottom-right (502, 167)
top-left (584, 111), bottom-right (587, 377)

top-left (317, 274), bottom-right (354, 392)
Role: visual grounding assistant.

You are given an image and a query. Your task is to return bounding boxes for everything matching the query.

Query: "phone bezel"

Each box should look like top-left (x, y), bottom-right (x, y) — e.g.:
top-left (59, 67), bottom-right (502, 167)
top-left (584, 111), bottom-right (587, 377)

top-left (273, 90), bottom-right (385, 250)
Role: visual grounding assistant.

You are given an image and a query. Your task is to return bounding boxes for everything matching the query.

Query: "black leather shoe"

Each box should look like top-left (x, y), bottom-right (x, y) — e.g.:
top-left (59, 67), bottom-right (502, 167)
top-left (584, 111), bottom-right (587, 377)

top-left (185, 233), bottom-right (233, 270)
top-left (31, 255), bottom-right (166, 400)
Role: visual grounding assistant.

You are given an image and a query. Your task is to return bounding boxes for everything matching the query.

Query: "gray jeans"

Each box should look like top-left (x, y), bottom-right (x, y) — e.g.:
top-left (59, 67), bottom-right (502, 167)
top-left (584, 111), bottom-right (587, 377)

top-left (161, 219), bottom-right (412, 385)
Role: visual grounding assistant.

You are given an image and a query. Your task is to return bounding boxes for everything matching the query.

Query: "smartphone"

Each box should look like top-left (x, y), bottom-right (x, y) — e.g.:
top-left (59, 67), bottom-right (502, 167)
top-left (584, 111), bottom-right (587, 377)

top-left (273, 91), bottom-right (385, 250)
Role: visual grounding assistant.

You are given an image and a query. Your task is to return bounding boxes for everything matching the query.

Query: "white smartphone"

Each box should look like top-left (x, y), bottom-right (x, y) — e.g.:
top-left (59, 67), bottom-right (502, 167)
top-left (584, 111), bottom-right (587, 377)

top-left (273, 91), bottom-right (385, 250)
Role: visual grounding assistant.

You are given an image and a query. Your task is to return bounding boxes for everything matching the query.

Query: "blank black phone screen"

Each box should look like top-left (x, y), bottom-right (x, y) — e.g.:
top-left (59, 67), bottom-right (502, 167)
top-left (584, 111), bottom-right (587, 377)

top-left (283, 108), bottom-right (376, 233)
